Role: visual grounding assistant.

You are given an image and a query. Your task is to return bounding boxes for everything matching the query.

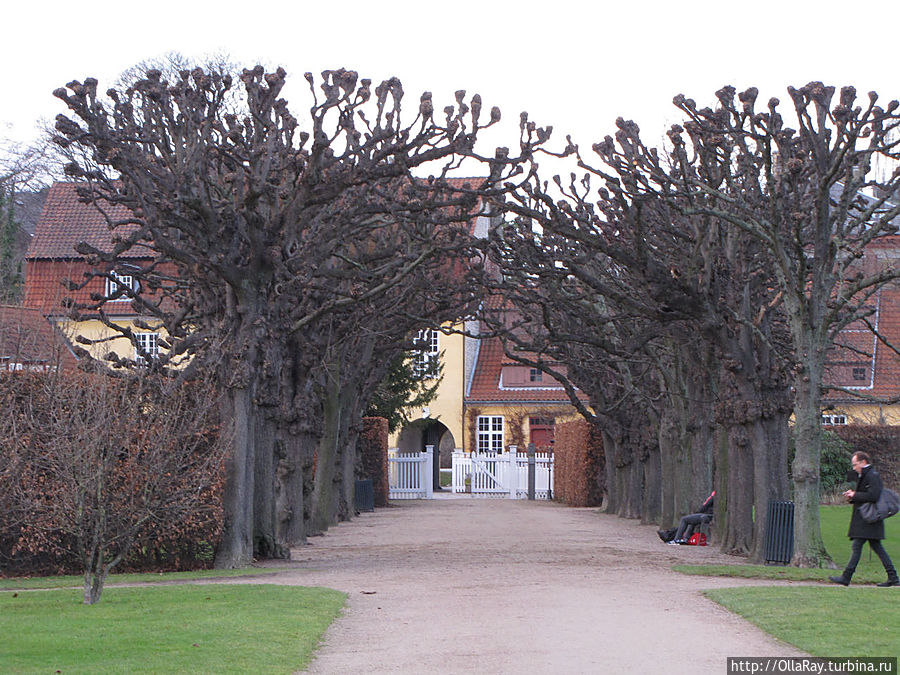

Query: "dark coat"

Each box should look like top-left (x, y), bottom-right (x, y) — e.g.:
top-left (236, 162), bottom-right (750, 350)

top-left (848, 464), bottom-right (885, 540)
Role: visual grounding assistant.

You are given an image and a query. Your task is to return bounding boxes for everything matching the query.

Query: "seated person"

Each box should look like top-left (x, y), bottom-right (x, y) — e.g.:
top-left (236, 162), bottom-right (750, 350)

top-left (663, 491), bottom-right (715, 545)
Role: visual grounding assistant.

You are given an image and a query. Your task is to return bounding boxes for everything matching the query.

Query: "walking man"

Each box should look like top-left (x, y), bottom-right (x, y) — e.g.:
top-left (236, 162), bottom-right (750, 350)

top-left (829, 451), bottom-right (899, 587)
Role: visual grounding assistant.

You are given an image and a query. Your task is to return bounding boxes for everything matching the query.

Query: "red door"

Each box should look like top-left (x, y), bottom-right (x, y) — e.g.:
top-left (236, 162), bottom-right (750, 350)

top-left (529, 417), bottom-right (555, 451)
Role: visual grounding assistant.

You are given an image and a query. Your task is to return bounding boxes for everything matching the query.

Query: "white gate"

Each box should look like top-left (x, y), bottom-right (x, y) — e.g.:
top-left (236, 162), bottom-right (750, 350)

top-left (388, 445), bottom-right (434, 500)
top-left (452, 447), bottom-right (553, 499)
top-left (469, 452), bottom-right (507, 496)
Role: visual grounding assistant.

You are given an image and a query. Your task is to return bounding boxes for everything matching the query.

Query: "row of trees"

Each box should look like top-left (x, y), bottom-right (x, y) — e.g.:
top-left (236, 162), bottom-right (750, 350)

top-left (12, 57), bottom-right (896, 574)
top-left (488, 84), bottom-right (900, 565)
top-left (51, 65), bottom-right (546, 568)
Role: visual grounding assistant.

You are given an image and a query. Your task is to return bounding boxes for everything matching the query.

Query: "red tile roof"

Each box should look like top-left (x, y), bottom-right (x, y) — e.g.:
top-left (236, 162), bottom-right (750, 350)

top-left (25, 260), bottom-right (103, 313)
top-left (26, 182), bottom-right (149, 260)
top-left (466, 336), bottom-right (578, 403)
top-left (825, 285), bottom-right (900, 404)
top-left (0, 305), bottom-right (79, 372)
top-left (24, 183), bottom-right (179, 314)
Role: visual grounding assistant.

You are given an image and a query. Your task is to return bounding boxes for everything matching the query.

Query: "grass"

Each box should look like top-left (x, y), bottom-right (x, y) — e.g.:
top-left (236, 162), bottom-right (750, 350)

top-left (674, 505), bottom-right (900, 583)
top-left (704, 586), bottom-right (900, 657)
top-left (677, 505), bottom-right (900, 657)
top-left (0, 566), bottom-right (290, 591)
top-left (0, 584), bottom-right (346, 674)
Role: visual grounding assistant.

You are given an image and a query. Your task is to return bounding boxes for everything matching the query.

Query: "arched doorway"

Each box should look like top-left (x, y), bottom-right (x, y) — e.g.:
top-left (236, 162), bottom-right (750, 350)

top-left (396, 419), bottom-right (455, 490)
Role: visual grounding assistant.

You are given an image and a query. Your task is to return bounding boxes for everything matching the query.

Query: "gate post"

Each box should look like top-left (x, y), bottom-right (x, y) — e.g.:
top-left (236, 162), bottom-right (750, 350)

top-left (527, 443), bottom-right (536, 500)
top-left (424, 445), bottom-right (434, 499)
top-left (508, 445), bottom-right (518, 499)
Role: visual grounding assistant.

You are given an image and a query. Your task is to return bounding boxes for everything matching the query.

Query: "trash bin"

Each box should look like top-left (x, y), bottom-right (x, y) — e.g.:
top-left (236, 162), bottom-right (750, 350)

top-left (764, 500), bottom-right (794, 565)
top-left (355, 479), bottom-right (375, 512)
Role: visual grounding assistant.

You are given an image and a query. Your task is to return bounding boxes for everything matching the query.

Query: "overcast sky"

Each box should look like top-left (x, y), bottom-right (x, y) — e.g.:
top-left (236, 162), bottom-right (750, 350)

top-left (4, 0), bottom-right (900, 163)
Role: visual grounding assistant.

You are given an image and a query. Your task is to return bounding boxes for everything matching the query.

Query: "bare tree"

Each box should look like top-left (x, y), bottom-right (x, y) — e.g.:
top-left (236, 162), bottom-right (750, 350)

top-left (0, 372), bottom-right (226, 604)
top-left (52, 65), bottom-right (536, 567)
top-left (642, 84), bottom-right (900, 566)
top-left (529, 84), bottom-right (900, 565)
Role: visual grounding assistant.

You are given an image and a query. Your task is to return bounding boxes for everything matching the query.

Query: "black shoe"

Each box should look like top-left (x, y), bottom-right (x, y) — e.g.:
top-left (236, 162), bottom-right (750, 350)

top-left (829, 575), bottom-right (850, 586)
top-left (876, 579), bottom-right (899, 587)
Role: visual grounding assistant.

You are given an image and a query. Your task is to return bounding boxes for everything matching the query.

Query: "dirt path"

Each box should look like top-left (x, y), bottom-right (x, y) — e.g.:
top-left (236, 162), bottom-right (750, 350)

top-left (251, 495), bottom-right (807, 674)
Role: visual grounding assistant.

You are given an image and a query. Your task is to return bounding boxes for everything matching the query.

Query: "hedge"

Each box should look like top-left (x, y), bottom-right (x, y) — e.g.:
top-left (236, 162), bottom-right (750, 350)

top-left (828, 425), bottom-right (900, 490)
top-left (358, 417), bottom-right (390, 507)
top-left (553, 419), bottom-right (605, 507)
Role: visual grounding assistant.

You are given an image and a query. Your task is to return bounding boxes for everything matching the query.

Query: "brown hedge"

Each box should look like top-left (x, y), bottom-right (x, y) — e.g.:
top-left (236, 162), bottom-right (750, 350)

top-left (828, 425), bottom-right (900, 489)
top-left (553, 419), bottom-right (605, 507)
top-left (358, 417), bottom-right (390, 507)
top-left (0, 372), bottom-right (224, 577)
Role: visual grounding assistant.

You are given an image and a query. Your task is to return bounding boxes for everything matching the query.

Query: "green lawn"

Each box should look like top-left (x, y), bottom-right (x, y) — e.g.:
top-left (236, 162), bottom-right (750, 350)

top-left (680, 506), bottom-right (900, 657)
top-left (0, 566), bottom-right (288, 591)
top-left (675, 505), bottom-right (900, 583)
top-left (704, 586), bottom-right (899, 657)
top-left (0, 584), bottom-right (346, 674)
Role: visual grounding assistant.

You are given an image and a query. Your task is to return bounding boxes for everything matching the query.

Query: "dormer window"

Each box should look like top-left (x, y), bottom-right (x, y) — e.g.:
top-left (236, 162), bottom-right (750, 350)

top-left (500, 365), bottom-right (563, 389)
top-left (106, 272), bottom-right (138, 301)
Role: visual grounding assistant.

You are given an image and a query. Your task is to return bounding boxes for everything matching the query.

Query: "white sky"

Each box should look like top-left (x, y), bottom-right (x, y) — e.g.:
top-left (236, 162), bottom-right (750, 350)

top-left (4, 0), bottom-right (900, 165)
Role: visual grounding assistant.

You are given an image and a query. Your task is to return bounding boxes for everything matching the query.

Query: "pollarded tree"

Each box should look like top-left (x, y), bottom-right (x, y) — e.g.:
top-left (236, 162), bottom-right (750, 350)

top-left (492, 117), bottom-right (795, 559)
top-left (644, 84), bottom-right (900, 566)
top-left (53, 66), bottom-right (535, 567)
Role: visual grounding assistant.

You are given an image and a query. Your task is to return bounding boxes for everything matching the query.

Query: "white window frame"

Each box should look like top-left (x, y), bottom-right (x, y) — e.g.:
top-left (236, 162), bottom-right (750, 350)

top-left (413, 328), bottom-right (440, 378)
top-left (821, 414), bottom-right (847, 426)
top-left (476, 415), bottom-right (504, 454)
top-left (134, 332), bottom-right (159, 364)
top-left (106, 272), bottom-right (137, 301)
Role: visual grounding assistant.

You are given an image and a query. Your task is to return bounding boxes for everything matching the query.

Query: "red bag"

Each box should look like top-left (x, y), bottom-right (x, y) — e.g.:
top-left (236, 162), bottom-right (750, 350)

top-left (687, 532), bottom-right (707, 546)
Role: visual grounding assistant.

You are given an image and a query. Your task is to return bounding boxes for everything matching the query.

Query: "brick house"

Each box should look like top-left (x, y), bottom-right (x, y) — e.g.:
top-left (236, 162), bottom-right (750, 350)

top-left (23, 182), bottom-right (165, 366)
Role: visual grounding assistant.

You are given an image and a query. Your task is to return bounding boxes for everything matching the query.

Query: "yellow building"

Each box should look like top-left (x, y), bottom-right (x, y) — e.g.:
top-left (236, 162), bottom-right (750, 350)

top-left (390, 325), bottom-right (581, 490)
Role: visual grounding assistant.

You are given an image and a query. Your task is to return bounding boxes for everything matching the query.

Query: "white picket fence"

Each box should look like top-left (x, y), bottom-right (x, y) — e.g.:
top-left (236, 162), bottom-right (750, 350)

top-left (451, 447), bottom-right (554, 499)
top-left (388, 446), bottom-right (434, 500)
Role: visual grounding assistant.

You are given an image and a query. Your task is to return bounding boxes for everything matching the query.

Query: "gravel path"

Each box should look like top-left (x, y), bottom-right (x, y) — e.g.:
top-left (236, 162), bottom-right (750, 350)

top-left (253, 495), bottom-right (807, 674)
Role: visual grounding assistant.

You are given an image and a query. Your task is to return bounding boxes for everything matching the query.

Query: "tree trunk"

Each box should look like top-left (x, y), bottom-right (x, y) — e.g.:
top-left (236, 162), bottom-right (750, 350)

top-left (252, 413), bottom-right (283, 559)
top-left (788, 314), bottom-right (834, 567)
top-left (642, 445), bottom-right (661, 523)
top-left (749, 410), bottom-right (791, 563)
top-left (309, 362), bottom-right (343, 535)
top-left (791, 377), bottom-right (832, 567)
top-left (214, 386), bottom-right (256, 569)
top-left (719, 424), bottom-right (754, 556)
top-left (657, 411), bottom-right (678, 528)
top-left (83, 569), bottom-right (106, 605)
top-left (273, 428), bottom-right (314, 552)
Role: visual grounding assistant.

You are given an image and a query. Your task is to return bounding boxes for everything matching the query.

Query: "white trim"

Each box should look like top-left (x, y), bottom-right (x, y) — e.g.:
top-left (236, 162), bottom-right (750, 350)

top-left (134, 332), bottom-right (159, 364)
top-left (476, 415), bottom-right (504, 454)
top-left (838, 291), bottom-right (879, 390)
top-left (106, 272), bottom-right (138, 301)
